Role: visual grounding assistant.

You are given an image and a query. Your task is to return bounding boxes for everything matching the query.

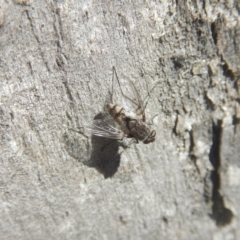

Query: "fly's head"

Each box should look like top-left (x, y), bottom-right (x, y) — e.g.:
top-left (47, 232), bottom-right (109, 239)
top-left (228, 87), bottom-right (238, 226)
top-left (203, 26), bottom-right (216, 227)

top-left (143, 130), bottom-right (156, 144)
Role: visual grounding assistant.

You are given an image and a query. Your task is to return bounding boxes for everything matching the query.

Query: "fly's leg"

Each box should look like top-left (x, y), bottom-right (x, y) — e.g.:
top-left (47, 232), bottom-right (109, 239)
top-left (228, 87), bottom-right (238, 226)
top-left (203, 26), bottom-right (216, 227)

top-left (147, 114), bottom-right (158, 125)
top-left (113, 66), bottom-right (145, 121)
top-left (142, 81), bottom-right (160, 116)
top-left (101, 136), bottom-right (137, 153)
top-left (121, 137), bottom-right (138, 149)
top-left (100, 139), bottom-right (117, 152)
top-left (113, 66), bottom-right (129, 102)
top-left (69, 128), bottom-right (88, 138)
top-left (117, 138), bottom-right (138, 156)
top-left (112, 66), bottom-right (159, 123)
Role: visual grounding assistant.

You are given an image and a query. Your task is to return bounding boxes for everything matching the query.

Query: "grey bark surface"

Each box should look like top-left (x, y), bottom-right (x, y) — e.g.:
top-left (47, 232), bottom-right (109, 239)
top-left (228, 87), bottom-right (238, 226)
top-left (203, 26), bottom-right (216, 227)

top-left (0, 0), bottom-right (240, 239)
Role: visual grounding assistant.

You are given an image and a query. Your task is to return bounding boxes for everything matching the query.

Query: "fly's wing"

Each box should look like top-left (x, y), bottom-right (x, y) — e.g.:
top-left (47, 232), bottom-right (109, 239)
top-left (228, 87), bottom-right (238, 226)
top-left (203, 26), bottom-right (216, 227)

top-left (84, 118), bottom-right (125, 140)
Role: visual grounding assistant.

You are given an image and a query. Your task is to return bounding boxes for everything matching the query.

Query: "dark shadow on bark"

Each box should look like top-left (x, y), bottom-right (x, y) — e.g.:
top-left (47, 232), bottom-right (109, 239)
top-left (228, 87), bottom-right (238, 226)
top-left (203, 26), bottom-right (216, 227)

top-left (209, 120), bottom-right (233, 227)
top-left (64, 112), bottom-right (121, 178)
top-left (85, 113), bottom-right (121, 178)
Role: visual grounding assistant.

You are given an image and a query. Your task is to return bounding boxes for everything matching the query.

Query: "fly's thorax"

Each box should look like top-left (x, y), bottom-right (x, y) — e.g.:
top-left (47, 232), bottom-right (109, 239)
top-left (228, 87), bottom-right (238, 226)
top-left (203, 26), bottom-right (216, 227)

top-left (106, 103), bottom-right (126, 126)
top-left (126, 117), bottom-right (152, 141)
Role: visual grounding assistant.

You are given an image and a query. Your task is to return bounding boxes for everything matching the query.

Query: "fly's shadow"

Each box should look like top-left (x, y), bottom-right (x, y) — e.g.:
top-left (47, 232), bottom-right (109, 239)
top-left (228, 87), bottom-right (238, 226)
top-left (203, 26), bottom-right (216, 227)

top-left (66, 113), bottom-right (121, 178)
top-left (86, 112), bottom-right (121, 178)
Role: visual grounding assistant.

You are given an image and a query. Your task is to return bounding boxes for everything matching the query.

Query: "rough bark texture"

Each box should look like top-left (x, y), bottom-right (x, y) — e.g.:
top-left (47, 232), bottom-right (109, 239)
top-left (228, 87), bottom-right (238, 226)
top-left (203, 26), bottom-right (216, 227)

top-left (0, 0), bottom-right (240, 239)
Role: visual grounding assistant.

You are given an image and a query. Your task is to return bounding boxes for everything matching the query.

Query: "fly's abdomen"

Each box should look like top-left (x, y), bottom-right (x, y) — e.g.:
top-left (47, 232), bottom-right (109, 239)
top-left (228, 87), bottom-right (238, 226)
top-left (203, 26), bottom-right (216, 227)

top-left (106, 104), bottom-right (126, 125)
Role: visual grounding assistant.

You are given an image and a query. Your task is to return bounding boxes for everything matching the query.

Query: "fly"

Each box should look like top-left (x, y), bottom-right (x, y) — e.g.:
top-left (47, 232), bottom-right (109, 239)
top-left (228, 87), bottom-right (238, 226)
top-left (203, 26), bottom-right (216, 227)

top-left (85, 66), bottom-right (156, 145)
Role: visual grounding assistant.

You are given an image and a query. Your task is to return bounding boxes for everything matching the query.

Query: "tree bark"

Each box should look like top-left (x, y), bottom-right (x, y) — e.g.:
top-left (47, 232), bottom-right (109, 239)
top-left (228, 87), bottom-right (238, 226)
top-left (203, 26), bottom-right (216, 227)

top-left (0, 0), bottom-right (239, 239)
